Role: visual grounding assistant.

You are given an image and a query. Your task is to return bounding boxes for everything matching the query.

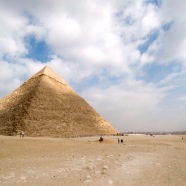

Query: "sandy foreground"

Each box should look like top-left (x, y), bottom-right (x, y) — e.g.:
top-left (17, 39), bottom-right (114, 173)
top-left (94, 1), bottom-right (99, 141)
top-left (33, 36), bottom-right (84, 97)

top-left (0, 135), bottom-right (186, 186)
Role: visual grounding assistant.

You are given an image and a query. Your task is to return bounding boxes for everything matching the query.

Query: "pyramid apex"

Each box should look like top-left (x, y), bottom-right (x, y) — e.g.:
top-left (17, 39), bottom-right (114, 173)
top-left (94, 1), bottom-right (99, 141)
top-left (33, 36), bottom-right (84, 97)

top-left (33, 66), bottom-right (67, 85)
top-left (39, 66), bottom-right (52, 74)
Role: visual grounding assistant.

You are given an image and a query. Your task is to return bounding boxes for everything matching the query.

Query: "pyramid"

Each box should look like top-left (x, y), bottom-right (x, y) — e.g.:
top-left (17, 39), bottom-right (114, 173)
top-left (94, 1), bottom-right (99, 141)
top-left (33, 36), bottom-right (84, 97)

top-left (0, 66), bottom-right (117, 137)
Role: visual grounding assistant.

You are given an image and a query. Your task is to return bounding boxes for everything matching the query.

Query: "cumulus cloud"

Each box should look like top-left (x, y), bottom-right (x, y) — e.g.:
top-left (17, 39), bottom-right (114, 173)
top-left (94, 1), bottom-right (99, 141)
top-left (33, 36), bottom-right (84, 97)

top-left (155, 0), bottom-right (186, 64)
top-left (178, 96), bottom-right (186, 101)
top-left (80, 77), bottom-right (166, 131)
top-left (0, 0), bottom-right (186, 131)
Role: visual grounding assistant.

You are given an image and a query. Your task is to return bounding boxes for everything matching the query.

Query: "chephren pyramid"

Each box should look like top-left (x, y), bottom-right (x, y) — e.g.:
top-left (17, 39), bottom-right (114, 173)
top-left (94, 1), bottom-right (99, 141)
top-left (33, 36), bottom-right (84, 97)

top-left (0, 66), bottom-right (117, 137)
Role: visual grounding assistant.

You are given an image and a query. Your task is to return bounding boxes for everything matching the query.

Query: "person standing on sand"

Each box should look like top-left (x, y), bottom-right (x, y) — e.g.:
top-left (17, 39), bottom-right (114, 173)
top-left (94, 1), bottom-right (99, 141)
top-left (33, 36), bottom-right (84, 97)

top-left (99, 136), bottom-right (103, 142)
top-left (118, 138), bottom-right (120, 144)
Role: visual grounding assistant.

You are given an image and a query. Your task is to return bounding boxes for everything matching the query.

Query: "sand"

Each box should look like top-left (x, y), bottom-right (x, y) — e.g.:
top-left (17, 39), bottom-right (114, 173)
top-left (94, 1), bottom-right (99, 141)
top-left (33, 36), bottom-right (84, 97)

top-left (0, 134), bottom-right (186, 186)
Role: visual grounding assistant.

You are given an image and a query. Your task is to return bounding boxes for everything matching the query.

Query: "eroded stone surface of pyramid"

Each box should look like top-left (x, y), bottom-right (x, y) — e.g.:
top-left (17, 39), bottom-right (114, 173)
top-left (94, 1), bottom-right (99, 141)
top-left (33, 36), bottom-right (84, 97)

top-left (0, 66), bottom-right (117, 137)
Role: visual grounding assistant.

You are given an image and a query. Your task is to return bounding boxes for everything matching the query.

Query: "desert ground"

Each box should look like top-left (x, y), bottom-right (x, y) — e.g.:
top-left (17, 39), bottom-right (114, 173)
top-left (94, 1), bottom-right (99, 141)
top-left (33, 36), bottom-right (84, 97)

top-left (0, 134), bottom-right (186, 186)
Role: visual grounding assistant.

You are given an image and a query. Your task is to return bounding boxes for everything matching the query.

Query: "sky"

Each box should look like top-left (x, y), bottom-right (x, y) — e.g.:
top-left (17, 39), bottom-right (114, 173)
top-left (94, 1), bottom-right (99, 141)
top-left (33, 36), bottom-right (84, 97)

top-left (0, 0), bottom-right (186, 132)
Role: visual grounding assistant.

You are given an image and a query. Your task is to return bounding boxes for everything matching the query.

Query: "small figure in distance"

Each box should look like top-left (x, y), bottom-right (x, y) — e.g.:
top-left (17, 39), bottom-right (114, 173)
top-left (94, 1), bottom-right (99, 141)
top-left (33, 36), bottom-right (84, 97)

top-left (182, 137), bottom-right (183, 140)
top-left (121, 139), bottom-right (123, 143)
top-left (20, 131), bottom-right (25, 138)
top-left (99, 136), bottom-right (103, 142)
top-left (118, 138), bottom-right (120, 144)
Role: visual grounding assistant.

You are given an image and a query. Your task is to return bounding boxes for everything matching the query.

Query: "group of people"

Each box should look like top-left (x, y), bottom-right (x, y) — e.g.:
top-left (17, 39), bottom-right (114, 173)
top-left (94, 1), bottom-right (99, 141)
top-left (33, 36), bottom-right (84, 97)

top-left (118, 138), bottom-right (124, 144)
top-left (99, 136), bottom-right (124, 144)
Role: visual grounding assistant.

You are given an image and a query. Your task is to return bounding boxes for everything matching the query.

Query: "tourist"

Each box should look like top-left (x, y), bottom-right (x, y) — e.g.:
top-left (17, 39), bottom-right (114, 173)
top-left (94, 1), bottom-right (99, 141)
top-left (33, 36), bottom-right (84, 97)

top-left (118, 138), bottom-right (120, 144)
top-left (99, 136), bottom-right (103, 142)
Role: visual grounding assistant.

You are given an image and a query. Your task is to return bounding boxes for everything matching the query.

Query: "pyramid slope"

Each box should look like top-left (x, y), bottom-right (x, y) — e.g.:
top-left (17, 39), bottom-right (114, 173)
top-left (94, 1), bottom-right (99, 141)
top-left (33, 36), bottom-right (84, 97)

top-left (0, 76), bottom-right (41, 134)
top-left (0, 66), bottom-right (117, 137)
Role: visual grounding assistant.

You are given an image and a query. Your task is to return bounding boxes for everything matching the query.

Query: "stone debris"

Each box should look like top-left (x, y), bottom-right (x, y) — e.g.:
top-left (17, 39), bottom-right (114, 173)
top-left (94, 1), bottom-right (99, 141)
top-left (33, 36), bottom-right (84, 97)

top-left (95, 171), bottom-right (101, 174)
top-left (103, 165), bottom-right (108, 170)
top-left (84, 175), bottom-right (92, 183)
top-left (108, 180), bottom-right (113, 184)
top-left (84, 180), bottom-right (91, 183)
top-left (86, 175), bottom-right (91, 179)
top-left (87, 164), bottom-right (95, 170)
top-left (101, 165), bottom-right (109, 174)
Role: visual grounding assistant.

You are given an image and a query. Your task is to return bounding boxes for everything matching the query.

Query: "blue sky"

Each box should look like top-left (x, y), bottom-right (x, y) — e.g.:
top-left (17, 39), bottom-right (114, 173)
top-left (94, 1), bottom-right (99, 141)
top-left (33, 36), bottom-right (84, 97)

top-left (0, 0), bottom-right (186, 132)
top-left (25, 36), bottom-right (52, 62)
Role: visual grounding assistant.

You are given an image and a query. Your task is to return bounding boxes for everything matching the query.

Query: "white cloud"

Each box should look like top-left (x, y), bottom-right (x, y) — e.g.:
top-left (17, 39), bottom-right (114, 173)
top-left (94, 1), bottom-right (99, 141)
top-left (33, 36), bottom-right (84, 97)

top-left (0, 60), bottom-right (25, 97)
top-left (140, 4), bottom-right (160, 35)
top-left (178, 96), bottom-right (186, 101)
top-left (0, 2), bottom-right (47, 58)
top-left (80, 79), bottom-right (165, 131)
top-left (0, 0), bottom-right (186, 131)
top-left (155, 0), bottom-right (186, 64)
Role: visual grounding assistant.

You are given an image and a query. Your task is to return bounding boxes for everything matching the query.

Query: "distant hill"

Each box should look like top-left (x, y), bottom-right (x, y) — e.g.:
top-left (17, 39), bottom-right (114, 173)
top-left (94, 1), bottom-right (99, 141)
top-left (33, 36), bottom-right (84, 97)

top-left (124, 131), bottom-right (186, 135)
top-left (0, 66), bottom-right (117, 137)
